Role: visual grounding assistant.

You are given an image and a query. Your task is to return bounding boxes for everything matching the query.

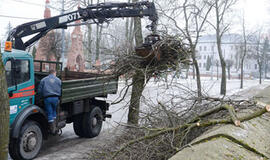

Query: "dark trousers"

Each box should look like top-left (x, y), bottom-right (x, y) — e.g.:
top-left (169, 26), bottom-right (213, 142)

top-left (44, 97), bottom-right (59, 122)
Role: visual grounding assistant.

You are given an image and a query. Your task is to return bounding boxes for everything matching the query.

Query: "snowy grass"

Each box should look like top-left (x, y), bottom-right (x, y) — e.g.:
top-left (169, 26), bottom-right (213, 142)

top-left (103, 77), bottom-right (270, 130)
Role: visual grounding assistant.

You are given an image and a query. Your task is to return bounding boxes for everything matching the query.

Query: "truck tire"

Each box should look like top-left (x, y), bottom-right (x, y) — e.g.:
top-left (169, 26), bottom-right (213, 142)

top-left (73, 114), bottom-right (85, 137)
top-left (9, 120), bottom-right (43, 160)
top-left (82, 106), bottom-right (103, 138)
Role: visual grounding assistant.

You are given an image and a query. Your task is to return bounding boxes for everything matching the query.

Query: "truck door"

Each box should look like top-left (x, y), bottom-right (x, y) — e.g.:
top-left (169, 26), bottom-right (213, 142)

top-left (5, 58), bottom-right (35, 125)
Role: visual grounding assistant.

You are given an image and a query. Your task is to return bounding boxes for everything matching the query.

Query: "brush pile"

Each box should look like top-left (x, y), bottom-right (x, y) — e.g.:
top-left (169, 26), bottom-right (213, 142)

top-left (110, 34), bottom-right (191, 78)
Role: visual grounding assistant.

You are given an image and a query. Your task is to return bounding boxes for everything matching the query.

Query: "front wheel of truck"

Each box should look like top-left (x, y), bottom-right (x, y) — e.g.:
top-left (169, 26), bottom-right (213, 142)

top-left (9, 120), bottom-right (43, 160)
top-left (82, 106), bottom-right (103, 138)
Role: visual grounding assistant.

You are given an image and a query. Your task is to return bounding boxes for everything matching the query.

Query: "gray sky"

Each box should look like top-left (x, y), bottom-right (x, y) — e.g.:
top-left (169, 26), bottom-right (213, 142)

top-left (0, 0), bottom-right (60, 40)
top-left (0, 0), bottom-right (269, 42)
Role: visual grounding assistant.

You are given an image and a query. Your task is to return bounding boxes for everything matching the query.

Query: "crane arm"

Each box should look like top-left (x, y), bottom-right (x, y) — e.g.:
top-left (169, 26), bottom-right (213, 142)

top-left (7, 1), bottom-right (158, 50)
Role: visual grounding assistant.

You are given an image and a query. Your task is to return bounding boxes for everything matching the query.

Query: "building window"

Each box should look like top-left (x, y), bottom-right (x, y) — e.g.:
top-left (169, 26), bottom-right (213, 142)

top-left (204, 46), bottom-right (207, 51)
top-left (231, 46), bottom-right (233, 50)
top-left (204, 55), bottom-right (206, 59)
top-left (199, 46), bottom-right (202, 51)
top-left (255, 64), bottom-right (257, 70)
top-left (203, 63), bottom-right (206, 68)
top-left (199, 63), bottom-right (201, 67)
top-left (211, 46), bottom-right (214, 51)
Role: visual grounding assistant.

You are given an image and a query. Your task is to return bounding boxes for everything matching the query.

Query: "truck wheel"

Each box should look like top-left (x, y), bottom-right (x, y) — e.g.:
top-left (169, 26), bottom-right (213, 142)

top-left (82, 106), bottom-right (103, 138)
top-left (9, 120), bottom-right (43, 160)
top-left (73, 114), bottom-right (85, 137)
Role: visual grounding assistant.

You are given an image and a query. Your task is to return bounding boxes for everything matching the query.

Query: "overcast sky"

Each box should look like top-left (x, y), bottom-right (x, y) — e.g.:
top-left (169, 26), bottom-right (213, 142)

top-left (0, 0), bottom-right (60, 40)
top-left (0, 0), bottom-right (269, 42)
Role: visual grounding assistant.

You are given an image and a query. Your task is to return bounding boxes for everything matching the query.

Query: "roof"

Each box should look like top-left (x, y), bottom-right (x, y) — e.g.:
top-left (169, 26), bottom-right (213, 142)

top-left (1, 49), bottom-right (32, 60)
top-left (198, 34), bottom-right (256, 44)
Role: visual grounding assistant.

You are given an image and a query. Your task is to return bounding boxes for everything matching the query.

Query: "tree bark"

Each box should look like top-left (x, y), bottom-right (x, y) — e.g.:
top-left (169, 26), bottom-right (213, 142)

top-left (240, 61), bottom-right (244, 89)
top-left (216, 35), bottom-right (226, 94)
top-left (240, 15), bottom-right (247, 89)
top-left (215, 0), bottom-right (226, 95)
top-left (87, 24), bottom-right (92, 62)
top-left (0, 52), bottom-right (10, 160)
top-left (227, 67), bottom-right (230, 80)
top-left (128, 71), bottom-right (145, 125)
top-left (216, 63), bottom-right (219, 80)
top-left (191, 47), bottom-right (202, 97)
top-left (259, 65), bottom-right (262, 84)
top-left (127, 0), bottom-right (144, 125)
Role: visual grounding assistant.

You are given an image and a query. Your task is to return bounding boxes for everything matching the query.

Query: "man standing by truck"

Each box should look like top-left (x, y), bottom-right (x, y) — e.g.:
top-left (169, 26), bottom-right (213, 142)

top-left (38, 69), bottom-right (61, 133)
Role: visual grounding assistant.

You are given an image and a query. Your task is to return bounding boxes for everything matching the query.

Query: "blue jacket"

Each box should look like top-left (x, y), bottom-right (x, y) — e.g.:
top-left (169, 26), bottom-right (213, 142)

top-left (38, 74), bottom-right (62, 98)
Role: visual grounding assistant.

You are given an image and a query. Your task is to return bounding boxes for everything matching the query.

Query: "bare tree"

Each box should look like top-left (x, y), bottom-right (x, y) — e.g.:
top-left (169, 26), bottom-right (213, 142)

top-left (39, 31), bottom-right (68, 62)
top-left (210, 0), bottom-right (237, 95)
top-left (87, 0), bottom-right (93, 63)
top-left (127, 0), bottom-right (145, 125)
top-left (215, 59), bottom-right (219, 80)
top-left (239, 14), bottom-right (247, 89)
top-left (225, 59), bottom-right (233, 80)
top-left (253, 30), bottom-right (264, 84)
top-left (262, 37), bottom-right (270, 78)
top-left (160, 0), bottom-right (213, 97)
top-left (0, 46), bottom-right (9, 160)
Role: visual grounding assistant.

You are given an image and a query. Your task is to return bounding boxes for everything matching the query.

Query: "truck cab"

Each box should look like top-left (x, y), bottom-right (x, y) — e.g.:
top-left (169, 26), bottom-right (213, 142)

top-left (3, 50), bottom-right (36, 125)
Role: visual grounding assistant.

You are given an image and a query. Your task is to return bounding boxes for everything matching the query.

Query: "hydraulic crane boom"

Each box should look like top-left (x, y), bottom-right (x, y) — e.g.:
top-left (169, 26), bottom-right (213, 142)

top-left (7, 1), bottom-right (158, 50)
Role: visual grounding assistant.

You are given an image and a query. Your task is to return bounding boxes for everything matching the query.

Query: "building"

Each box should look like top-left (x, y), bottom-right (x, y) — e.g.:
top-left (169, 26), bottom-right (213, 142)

top-left (35, 0), bottom-right (85, 72)
top-left (34, 0), bottom-right (57, 72)
top-left (196, 34), bottom-right (259, 78)
top-left (66, 20), bottom-right (85, 72)
top-left (35, 0), bottom-right (56, 62)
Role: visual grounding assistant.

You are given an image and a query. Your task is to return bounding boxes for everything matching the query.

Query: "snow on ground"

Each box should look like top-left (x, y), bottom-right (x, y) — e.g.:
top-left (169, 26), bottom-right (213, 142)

top-left (103, 77), bottom-right (270, 129)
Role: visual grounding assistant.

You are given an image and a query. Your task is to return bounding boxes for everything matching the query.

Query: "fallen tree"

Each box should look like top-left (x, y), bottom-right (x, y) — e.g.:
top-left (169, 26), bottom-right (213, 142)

top-left (89, 86), bottom-right (270, 160)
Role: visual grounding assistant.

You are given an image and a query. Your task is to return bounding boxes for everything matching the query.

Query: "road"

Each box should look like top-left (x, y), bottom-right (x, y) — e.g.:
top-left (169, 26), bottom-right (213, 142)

top-left (8, 78), bottom-right (270, 160)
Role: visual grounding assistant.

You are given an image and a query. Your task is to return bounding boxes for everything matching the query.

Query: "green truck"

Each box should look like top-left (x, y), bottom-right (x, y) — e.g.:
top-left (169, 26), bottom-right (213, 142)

top-left (3, 49), bottom-right (118, 160)
top-left (4, 1), bottom-right (158, 159)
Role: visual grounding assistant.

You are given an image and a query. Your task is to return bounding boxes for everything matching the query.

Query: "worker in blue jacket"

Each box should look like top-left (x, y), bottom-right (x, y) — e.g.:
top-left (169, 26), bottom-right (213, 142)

top-left (38, 69), bottom-right (61, 133)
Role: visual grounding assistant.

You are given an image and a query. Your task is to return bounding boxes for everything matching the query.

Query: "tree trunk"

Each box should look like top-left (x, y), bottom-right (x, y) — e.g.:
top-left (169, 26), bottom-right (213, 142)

top-left (227, 67), bottom-right (231, 80)
top-left (265, 62), bottom-right (268, 78)
top-left (95, 0), bottom-right (102, 62)
top-left (216, 26), bottom-right (226, 95)
top-left (240, 15), bottom-right (247, 89)
top-left (259, 64), bottom-right (262, 84)
top-left (240, 61), bottom-right (244, 89)
top-left (128, 71), bottom-right (145, 125)
top-left (95, 24), bottom-right (103, 61)
top-left (192, 65), bottom-right (195, 79)
top-left (217, 64), bottom-right (219, 80)
top-left (127, 0), bottom-right (144, 125)
top-left (87, 24), bottom-right (92, 63)
top-left (220, 60), bottom-right (226, 95)
top-left (191, 47), bottom-right (202, 97)
top-left (0, 52), bottom-right (10, 160)
top-left (186, 66), bottom-right (189, 79)
top-left (216, 35), bottom-right (226, 94)
top-left (215, 0), bottom-right (227, 95)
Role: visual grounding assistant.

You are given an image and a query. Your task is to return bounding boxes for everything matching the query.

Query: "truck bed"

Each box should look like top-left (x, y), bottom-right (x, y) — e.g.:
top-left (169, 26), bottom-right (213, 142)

top-left (34, 61), bottom-right (118, 105)
top-left (61, 74), bottom-right (118, 103)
